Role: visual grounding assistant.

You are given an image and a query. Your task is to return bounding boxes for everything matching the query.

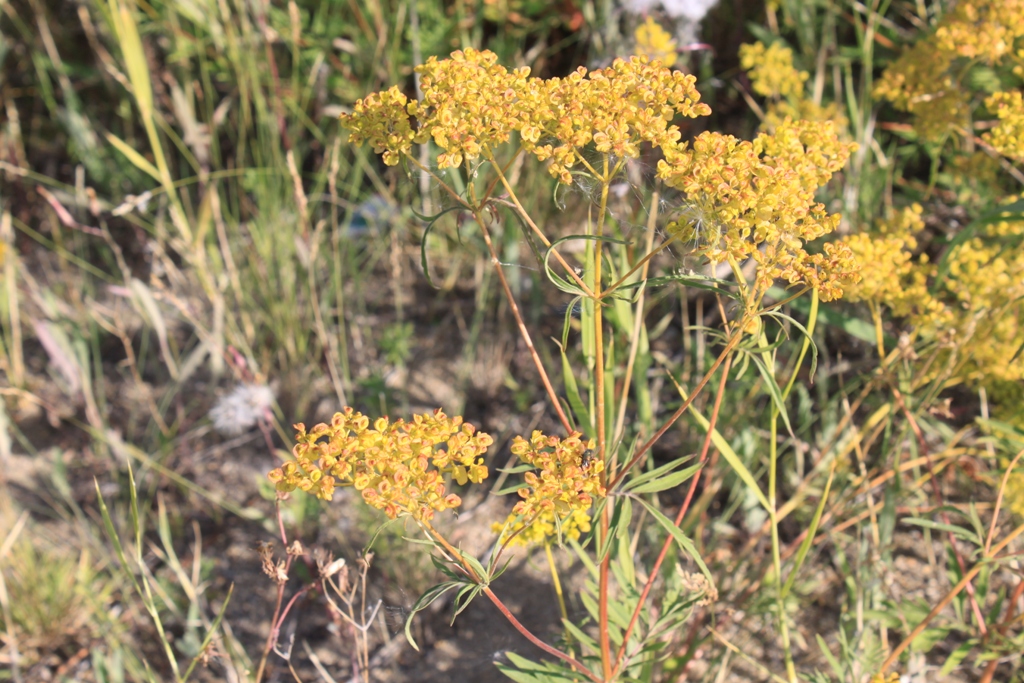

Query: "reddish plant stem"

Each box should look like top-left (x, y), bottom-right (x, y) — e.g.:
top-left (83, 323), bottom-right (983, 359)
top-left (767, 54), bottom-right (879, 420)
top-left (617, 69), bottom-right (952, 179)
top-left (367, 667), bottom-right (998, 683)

top-left (255, 503), bottom-right (295, 683)
top-left (270, 584), bottom-right (316, 645)
top-left (420, 521), bottom-right (600, 682)
top-left (979, 576), bottom-right (1024, 683)
top-left (880, 520), bottom-right (1024, 673)
top-left (892, 387), bottom-right (987, 636)
top-left (609, 333), bottom-right (741, 491)
top-left (612, 356), bottom-right (732, 674)
top-left (473, 209), bottom-right (573, 434)
top-left (481, 586), bottom-right (601, 682)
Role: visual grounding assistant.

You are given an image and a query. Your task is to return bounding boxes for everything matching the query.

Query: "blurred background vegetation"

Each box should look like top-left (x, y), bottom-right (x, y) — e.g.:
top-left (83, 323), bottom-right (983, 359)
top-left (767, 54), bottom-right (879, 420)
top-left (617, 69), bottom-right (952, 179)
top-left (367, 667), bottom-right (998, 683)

top-left (2, 0), bottom-right (1024, 681)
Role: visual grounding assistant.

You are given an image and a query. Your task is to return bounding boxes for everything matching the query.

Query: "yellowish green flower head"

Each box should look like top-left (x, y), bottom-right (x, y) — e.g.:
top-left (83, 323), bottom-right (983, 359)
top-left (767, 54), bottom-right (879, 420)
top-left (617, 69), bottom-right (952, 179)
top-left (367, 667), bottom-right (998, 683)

top-left (1005, 464), bottom-right (1024, 519)
top-left (268, 407), bottom-right (492, 521)
top-left (869, 674), bottom-right (900, 683)
top-left (340, 48), bottom-right (709, 183)
top-left (875, 0), bottom-right (1024, 143)
top-left (634, 16), bottom-right (678, 68)
top-left (848, 196), bottom-right (1024, 387)
top-left (657, 119), bottom-right (860, 300)
top-left (342, 50), bottom-right (859, 302)
top-left (984, 91), bottom-right (1024, 159)
top-left (762, 98), bottom-right (849, 135)
top-left (935, 213), bottom-right (1024, 384)
top-left (845, 205), bottom-right (942, 321)
top-left (932, 0), bottom-right (1024, 62)
top-left (493, 430), bottom-right (605, 546)
top-left (738, 41), bottom-right (808, 99)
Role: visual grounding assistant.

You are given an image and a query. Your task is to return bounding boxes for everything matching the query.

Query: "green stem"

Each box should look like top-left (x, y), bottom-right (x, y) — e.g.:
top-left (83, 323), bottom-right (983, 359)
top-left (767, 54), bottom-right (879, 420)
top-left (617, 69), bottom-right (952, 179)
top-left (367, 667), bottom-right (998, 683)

top-left (762, 326), bottom-right (795, 683)
top-left (870, 301), bottom-right (886, 361)
top-left (544, 543), bottom-right (571, 647)
top-left (594, 154), bottom-right (612, 682)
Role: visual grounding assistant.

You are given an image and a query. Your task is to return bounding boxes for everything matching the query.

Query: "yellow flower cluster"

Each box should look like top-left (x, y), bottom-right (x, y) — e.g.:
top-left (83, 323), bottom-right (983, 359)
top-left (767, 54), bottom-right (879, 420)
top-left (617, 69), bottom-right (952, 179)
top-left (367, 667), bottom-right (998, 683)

top-left (845, 205), bottom-right (942, 320)
top-left (739, 41), bottom-right (808, 99)
top-left (634, 16), bottom-right (678, 68)
top-left (340, 48), bottom-right (710, 183)
top-left (267, 408), bottom-right (492, 521)
top-left (932, 0), bottom-right (1024, 62)
top-left (343, 50), bottom-right (860, 300)
top-left (875, 0), bottom-right (1024, 143)
top-left (738, 41), bottom-right (849, 136)
top-left (868, 674), bottom-right (900, 683)
top-left (1006, 464), bottom-right (1024, 519)
top-left (413, 49), bottom-right (532, 169)
top-left (848, 198), bottom-right (1024, 386)
top-left (340, 86), bottom-right (422, 166)
top-left (657, 119), bottom-right (860, 300)
top-left (937, 215), bottom-right (1024, 383)
top-left (984, 91), bottom-right (1024, 159)
top-left (526, 57), bottom-right (709, 183)
top-left (762, 98), bottom-right (849, 135)
top-left (493, 431), bottom-right (605, 546)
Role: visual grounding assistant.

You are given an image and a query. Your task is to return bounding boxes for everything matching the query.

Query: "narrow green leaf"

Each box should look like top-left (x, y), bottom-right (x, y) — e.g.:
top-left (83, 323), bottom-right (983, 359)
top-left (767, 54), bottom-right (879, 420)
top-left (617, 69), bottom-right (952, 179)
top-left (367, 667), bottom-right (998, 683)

top-left (94, 478), bottom-right (143, 597)
top-left (672, 381), bottom-right (770, 511)
top-left (781, 463), bottom-right (835, 599)
top-left (543, 234), bottom-right (630, 296)
top-left (622, 454), bottom-right (696, 493)
top-left (751, 352), bottom-right (793, 436)
top-left (616, 271), bottom-right (741, 300)
top-left (626, 462), bottom-right (703, 495)
top-left (492, 482), bottom-right (530, 496)
top-left (569, 538), bottom-right (599, 580)
top-left (562, 618), bottom-right (599, 653)
top-left (939, 640), bottom-right (976, 677)
top-left (105, 132), bottom-right (161, 182)
top-left (635, 497), bottom-right (714, 588)
top-left (181, 584), bottom-right (234, 682)
top-left (453, 584), bottom-right (483, 619)
top-left (458, 550), bottom-right (489, 584)
top-left (815, 634), bottom-right (844, 680)
top-left (903, 517), bottom-right (981, 545)
top-left (615, 497), bottom-right (635, 588)
top-left (418, 206), bottom-right (462, 289)
top-left (495, 651), bottom-right (581, 682)
top-left (559, 341), bottom-right (591, 438)
top-left (404, 582), bottom-right (461, 651)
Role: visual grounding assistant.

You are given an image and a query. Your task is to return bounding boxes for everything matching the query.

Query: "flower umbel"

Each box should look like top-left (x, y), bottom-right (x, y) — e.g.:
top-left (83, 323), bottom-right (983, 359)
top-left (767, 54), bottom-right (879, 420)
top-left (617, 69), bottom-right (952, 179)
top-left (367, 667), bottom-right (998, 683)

top-left (657, 119), bottom-right (860, 300)
top-left (874, 0), bottom-right (1024, 143)
top-left (339, 86), bottom-right (422, 166)
top-left (739, 41), bottom-right (808, 99)
top-left (339, 49), bottom-right (710, 184)
top-left (268, 407), bottom-right (492, 521)
top-left (493, 430), bottom-right (605, 546)
top-left (634, 16), bottom-right (678, 68)
top-left (984, 90), bottom-right (1024, 160)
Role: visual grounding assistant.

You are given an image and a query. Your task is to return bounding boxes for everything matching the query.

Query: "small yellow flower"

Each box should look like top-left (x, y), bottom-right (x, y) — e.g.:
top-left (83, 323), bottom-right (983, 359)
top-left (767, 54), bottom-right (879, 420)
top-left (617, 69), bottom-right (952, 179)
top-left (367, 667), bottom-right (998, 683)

top-left (339, 49), bottom-right (710, 184)
top-left (845, 204), bottom-right (942, 319)
top-left (493, 430), bottom-right (605, 546)
top-left (657, 119), bottom-right (859, 300)
top-left (634, 17), bottom-right (677, 68)
top-left (739, 42), bottom-right (808, 99)
top-left (268, 407), bottom-right (492, 521)
top-left (868, 674), bottom-right (900, 683)
top-left (874, 0), bottom-right (1024, 142)
top-left (1005, 465), bottom-right (1024, 519)
top-left (984, 90), bottom-right (1024, 159)
top-left (339, 86), bottom-right (423, 166)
